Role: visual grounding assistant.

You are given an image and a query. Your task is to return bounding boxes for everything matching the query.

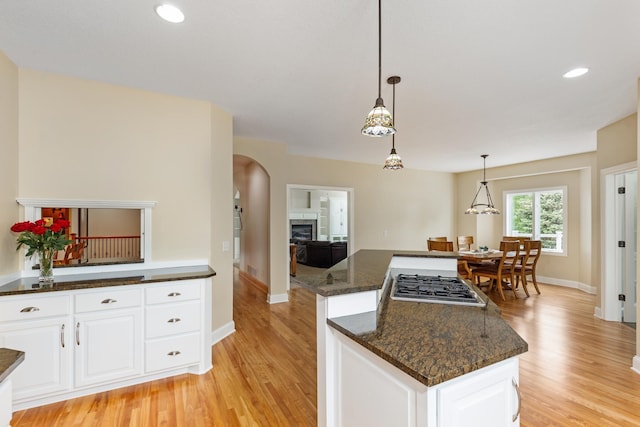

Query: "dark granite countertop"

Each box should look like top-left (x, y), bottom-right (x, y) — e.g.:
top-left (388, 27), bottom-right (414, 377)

top-left (0, 348), bottom-right (25, 383)
top-left (294, 249), bottom-right (528, 387)
top-left (0, 265), bottom-right (216, 296)
top-left (292, 249), bottom-right (457, 297)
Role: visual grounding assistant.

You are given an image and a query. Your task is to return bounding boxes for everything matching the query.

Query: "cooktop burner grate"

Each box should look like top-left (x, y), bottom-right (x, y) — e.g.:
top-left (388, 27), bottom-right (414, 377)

top-left (391, 274), bottom-right (484, 306)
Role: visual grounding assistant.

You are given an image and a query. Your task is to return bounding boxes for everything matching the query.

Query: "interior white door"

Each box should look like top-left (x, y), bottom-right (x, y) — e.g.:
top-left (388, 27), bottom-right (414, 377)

top-left (615, 171), bottom-right (637, 323)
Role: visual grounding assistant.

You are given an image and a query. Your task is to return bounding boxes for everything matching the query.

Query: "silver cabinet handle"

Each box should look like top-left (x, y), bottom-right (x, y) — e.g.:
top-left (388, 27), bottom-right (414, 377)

top-left (167, 292), bottom-right (182, 297)
top-left (20, 306), bottom-right (40, 313)
top-left (61, 324), bottom-right (65, 348)
top-left (76, 322), bottom-right (80, 346)
top-left (167, 318), bottom-right (181, 323)
top-left (512, 377), bottom-right (521, 422)
top-left (167, 351), bottom-right (181, 356)
top-left (101, 298), bottom-right (118, 304)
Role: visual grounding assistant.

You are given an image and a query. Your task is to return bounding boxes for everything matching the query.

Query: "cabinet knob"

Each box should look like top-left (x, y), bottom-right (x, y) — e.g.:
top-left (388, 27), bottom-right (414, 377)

top-left (20, 306), bottom-right (40, 313)
top-left (167, 292), bottom-right (182, 297)
top-left (167, 351), bottom-right (181, 356)
top-left (167, 318), bottom-right (182, 323)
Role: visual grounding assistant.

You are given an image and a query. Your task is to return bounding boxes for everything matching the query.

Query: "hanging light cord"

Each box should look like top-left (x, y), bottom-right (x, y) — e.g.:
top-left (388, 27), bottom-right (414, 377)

top-left (377, 0), bottom-right (382, 102)
top-left (391, 79), bottom-right (396, 148)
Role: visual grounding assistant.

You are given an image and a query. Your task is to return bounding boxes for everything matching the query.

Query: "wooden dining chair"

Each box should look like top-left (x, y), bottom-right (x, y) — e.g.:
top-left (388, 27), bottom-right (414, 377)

top-left (457, 236), bottom-right (474, 251)
top-left (428, 236), bottom-right (447, 242)
top-left (427, 239), bottom-right (453, 251)
top-left (427, 240), bottom-right (473, 279)
top-left (514, 240), bottom-right (542, 296)
top-left (503, 236), bottom-right (530, 244)
top-left (471, 240), bottom-right (520, 300)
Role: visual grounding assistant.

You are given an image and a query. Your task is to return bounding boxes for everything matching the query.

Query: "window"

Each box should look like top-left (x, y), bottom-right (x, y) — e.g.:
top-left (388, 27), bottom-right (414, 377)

top-left (17, 198), bottom-right (155, 272)
top-left (505, 187), bottom-right (566, 254)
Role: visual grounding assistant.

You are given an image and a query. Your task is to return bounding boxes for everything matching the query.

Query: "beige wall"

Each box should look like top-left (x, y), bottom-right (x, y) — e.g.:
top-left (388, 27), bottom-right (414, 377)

top-left (0, 51), bottom-right (19, 276)
top-left (18, 69), bottom-right (215, 262)
top-left (234, 137), bottom-right (456, 297)
top-left (456, 153), bottom-right (597, 291)
top-left (7, 66), bottom-right (233, 333)
top-left (286, 155), bottom-right (456, 251)
top-left (209, 103), bottom-right (234, 332)
top-left (88, 209), bottom-right (140, 236)
top-left (598, 114), bottom-right (637, 170)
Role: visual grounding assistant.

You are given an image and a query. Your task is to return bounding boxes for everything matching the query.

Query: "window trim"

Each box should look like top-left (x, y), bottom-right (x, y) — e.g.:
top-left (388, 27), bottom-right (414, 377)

top-left (15, 198), bottom-right (156, 274)
top-left (503, 186), bottom-right (567, 256)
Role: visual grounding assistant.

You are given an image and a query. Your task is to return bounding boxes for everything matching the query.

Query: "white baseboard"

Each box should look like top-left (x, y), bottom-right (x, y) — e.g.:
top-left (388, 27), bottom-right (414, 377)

top-left (268, 292), bottom-right (289, 304)
top-left (593, 306), bottom-right (602, 319)
top-left (632, 355), bottom-right (640, 375)
top-left (210, 320), bottom-right (235, 346)
top-left (536, 275), bottom-right (597, 294)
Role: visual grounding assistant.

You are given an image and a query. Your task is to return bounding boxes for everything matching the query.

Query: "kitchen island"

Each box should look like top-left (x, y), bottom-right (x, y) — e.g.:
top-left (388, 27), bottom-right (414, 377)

top-left (293, 249), bottom-right (527, 427)
top-left (0, 265), bottom-right (214, 411)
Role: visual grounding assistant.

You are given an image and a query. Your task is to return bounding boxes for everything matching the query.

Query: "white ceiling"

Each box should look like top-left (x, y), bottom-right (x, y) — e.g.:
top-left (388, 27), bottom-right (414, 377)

top-left (1, 0), bottom-right (639, 172)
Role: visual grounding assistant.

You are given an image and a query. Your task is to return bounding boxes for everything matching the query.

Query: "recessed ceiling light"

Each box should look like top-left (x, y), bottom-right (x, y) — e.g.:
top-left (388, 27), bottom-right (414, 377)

top-left (563, 67), bottom-right (589, 79)
top-left (155, 4), bottom-right (185, 23)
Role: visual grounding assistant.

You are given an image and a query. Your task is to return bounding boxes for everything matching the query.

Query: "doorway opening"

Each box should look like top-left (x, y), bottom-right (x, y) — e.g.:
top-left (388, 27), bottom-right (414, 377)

top-left (286, 185), bottom-right (354, 286)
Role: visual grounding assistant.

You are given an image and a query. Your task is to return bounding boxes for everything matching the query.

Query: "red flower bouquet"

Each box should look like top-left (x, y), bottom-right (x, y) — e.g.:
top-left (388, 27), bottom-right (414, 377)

top-left (10, 218), bottom-right (72, 283)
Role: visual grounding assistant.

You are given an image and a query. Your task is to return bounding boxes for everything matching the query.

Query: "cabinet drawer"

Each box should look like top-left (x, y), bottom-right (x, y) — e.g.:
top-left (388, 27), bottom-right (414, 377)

top-left (145, 334), bottom-right (200, 372)
top-left (145, 301), bottom-right (201, 338)
top-left (0, 295), bottom-right (70, 322)
top-left (145, 281), bottom-right (201, 305)
top-left (75, 288), bottom-right (141, 313)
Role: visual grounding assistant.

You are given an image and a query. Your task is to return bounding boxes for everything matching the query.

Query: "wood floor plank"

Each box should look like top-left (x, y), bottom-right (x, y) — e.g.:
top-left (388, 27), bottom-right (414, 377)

top-left (11, 272), bottom-right (640, 426)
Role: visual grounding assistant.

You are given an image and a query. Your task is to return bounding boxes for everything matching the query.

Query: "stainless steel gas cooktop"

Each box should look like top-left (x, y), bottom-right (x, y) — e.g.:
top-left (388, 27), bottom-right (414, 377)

top-left (390, 274), bottom-right (485, 307)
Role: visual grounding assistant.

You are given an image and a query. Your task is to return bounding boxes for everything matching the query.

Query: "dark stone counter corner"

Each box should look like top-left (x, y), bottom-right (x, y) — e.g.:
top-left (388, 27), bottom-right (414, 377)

top-left (292, 249), bottom-right (456, 297)
top-left (0, 265), bottom-right (216, 296)
top-left (0, 348), bottom-right (25, 383)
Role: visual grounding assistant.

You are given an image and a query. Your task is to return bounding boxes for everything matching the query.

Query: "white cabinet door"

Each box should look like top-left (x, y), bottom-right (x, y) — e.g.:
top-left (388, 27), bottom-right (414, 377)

top-left (437, 358), bottom-right (520, 427)
top-left (329, 198), bottom-right (347, 239)
top-left (0, 317), bottom-right (71, 400)
top-left (74, 309), bottom-right (142, 388)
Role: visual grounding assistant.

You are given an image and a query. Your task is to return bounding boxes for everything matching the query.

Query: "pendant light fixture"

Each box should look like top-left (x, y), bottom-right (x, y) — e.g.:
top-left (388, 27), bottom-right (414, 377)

top-left (383, 76), bottom-right (403, 170)
top-left (361, 0), bottom-right (395, 137)
top-left (465, 154), bottom-right (500, 215)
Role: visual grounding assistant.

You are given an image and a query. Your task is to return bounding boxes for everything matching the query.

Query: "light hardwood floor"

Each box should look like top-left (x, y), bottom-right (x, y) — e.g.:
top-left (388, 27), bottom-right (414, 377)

top-left (11, 270), bottom-right (640, 426)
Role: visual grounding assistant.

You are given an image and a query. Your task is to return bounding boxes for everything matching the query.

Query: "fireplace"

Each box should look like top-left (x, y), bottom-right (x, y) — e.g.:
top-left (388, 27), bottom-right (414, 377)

top-left (290, 220), bottom-right (316, 241)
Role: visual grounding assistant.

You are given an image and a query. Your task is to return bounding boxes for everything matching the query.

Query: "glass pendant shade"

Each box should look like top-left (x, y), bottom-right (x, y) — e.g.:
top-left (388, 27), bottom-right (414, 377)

top-left (383, 147), bottom-right (403, 170)
top-left (362, 98), bottom-right (395, 136)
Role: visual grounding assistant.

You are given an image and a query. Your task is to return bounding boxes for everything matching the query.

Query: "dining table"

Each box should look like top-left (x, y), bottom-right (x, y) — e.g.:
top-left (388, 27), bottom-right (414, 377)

top-left (457, 249), bottom-right (524, 298)
top-left (457, 249), bottom-right (503, 262)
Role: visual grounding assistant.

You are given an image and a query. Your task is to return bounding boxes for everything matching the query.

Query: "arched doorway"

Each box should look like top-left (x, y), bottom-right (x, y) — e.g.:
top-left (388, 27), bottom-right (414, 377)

top-left (233, 155), bottom-right (270, 290)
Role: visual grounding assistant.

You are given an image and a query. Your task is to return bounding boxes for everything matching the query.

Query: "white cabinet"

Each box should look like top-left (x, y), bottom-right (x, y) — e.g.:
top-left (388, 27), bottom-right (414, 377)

top-left (318, 197), bottom-right (329, 240)
top-left (73, 288), bottom-right (142, 388)
top-left (0, 277), bottom-right (211, 411)
top-left (0, 318), bottom-right (71, 401)
top-left (74, 309), bottom-right (142, 388)
top-left (437, 358), bottom-right (520, 427)
top-left (331, 329), bottom-right (521, 427)
top-left (0, 295), bottom-right (71, 401)
top-left (144, 281), bottom-right (202, 373)
top-left (0, 379), bottom-right (12, 427)
top-left (329, 197), bottom-right (347, 240)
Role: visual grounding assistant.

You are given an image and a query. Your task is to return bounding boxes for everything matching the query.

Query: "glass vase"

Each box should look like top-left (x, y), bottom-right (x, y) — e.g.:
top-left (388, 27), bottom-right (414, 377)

top-left (38, 247), bottom-right (56, 286)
